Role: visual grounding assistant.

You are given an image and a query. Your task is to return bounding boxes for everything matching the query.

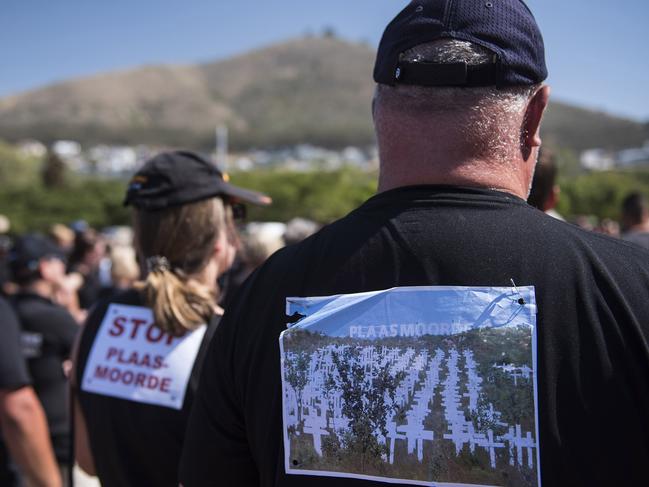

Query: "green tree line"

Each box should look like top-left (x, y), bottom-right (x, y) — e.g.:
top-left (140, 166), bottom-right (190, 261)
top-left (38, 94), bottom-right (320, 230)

top-left (2, 140), bottom-right (649, 233)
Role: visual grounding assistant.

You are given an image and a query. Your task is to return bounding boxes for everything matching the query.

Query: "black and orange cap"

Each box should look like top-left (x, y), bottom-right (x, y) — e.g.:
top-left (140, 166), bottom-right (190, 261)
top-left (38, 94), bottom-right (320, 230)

top-left (124, 150), bottom-right (271, 211)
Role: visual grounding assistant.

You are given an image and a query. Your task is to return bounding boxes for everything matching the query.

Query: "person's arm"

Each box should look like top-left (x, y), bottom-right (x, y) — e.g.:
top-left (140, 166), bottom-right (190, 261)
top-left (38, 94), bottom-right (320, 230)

top-left (0, 297), bottom-right (61, 486)
top-left (72, 394), bottom-right (96, 476)
top-left (0, 386), bottom-right (62, 487)
top-left (69, 323), bottom-right (96, 476)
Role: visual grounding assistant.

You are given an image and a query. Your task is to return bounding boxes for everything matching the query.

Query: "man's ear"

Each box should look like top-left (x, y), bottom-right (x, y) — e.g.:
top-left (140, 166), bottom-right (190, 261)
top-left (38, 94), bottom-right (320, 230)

top-left (522, 85), bottom-right (551, 150)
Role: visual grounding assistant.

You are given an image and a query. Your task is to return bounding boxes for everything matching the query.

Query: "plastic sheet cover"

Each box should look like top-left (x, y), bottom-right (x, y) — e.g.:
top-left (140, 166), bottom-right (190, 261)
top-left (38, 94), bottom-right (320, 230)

top-left (280, 286), bottom-right (540, 487)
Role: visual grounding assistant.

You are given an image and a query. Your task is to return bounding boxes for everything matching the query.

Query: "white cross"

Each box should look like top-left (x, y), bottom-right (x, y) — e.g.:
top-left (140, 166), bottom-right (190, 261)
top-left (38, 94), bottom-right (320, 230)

top-left (302, 409), bottom-right (329, 456)
top-left (385, 419), bottom-right (407, 465)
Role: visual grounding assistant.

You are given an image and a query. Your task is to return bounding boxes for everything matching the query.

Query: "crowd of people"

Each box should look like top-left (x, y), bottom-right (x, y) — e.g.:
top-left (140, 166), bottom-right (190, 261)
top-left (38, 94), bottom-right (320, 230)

top-left (0, 153), bottom-right (319, 487)
top-left (1, 1), bottom-right (649, 486)
top-left (527, 149), bottom-right (649, 245)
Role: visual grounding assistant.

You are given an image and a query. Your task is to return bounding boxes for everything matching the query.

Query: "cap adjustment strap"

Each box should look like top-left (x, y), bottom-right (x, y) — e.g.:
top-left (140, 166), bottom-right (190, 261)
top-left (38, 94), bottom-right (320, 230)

top-left (395, 60), bottom-right (498, 87)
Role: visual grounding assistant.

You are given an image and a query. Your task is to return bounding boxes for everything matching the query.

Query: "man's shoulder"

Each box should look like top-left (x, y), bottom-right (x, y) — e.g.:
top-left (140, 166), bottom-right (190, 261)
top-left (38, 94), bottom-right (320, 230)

top-left (547, 215), bottom-right (649, 265)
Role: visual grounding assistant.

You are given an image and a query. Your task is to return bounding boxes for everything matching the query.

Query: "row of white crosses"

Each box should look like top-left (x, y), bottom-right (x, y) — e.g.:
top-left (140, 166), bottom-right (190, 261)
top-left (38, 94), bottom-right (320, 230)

top-left (284, 343), bottom-right (537, 470)
top-left (386, 349), bottom-right (443, 463)
top-left (298, 347), bottom-right (339, 455)
top-left (442, 348), bottom-right (537, 470)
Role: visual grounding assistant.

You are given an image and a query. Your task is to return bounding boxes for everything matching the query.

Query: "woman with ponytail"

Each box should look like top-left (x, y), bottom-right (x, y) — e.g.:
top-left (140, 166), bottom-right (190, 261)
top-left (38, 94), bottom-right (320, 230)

top-left (71, 151), bottom-right (270, 487)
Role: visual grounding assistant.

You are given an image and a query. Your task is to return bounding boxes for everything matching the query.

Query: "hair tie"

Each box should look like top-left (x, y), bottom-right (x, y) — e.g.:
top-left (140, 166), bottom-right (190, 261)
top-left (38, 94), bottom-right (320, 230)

top-left (146, 256), bottom-right (170, 273)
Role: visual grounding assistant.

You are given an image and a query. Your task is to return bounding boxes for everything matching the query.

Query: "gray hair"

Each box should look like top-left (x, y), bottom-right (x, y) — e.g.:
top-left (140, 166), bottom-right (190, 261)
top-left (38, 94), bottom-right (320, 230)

top-left (375, 39), bottom-right (540, 164)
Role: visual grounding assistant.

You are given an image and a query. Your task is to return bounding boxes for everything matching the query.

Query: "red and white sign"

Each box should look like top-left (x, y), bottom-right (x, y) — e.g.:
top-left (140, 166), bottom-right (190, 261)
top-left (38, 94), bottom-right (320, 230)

top-left (81, 304), bottom-right (206, 410)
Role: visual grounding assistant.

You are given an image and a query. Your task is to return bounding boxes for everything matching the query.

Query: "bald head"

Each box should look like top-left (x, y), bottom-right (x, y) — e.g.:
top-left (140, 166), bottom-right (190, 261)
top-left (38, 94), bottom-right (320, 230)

top-left (373, 40), bottom-right (549, 198)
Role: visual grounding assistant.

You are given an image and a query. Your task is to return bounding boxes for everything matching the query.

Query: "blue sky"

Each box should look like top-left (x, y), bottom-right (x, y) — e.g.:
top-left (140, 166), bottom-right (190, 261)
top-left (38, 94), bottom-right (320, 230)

top-left (1, 0), bottom-right (647, 120)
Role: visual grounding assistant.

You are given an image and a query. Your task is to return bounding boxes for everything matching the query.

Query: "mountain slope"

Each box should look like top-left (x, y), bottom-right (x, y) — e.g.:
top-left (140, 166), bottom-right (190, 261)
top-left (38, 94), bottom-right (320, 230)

top-left (0, 37), bottom-right (646, 151)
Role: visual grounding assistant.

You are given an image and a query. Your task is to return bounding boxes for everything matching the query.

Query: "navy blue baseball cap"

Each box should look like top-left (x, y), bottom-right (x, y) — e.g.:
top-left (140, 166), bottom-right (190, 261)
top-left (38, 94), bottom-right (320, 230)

top-left (10, 234), bottom-right (65, 279)
top-left (124, 150), bottom-right (271, 211)
top-left (374, 0), bottom-right (547, 88)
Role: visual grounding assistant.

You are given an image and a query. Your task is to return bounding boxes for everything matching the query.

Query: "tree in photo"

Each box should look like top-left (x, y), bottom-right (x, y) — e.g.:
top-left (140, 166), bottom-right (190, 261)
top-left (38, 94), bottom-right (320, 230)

top-left (284, 351), bottom-right (310, 425)
top-left (41, 149), bottom-right (67, 188)
top-left (330, 346), bottom-right (403, 471)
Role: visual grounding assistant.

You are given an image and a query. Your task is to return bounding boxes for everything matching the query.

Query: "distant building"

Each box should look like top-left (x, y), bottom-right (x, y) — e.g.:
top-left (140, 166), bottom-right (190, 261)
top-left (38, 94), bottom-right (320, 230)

top-left (580, 149), bottom-right (615, 171)
top-left (617, 141), bottom-right (649, 168)
top-left (581, 141), bottom-right (649, 171)
top-left (52, 140), bottom-right (85, 171)
top-left (88, 145), bottom-right (138, 174)
top-left (17, 139), bottom-right (47, 158)
top-left (52, 140), bottom-right (81, 158)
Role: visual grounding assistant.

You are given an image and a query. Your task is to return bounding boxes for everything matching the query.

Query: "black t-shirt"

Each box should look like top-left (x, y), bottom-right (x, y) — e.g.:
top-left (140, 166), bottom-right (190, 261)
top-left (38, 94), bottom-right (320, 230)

top-left (0, 297), bottom-right (31, 390)
top-left (77, 270), bottom-right (103, 310)
top-left (180, 186), bottom-right (649, 487)
top-left (0, 297), bottom-right (32, 486)
top-left (75, 289), bottom-right (220, 487)
top-left (11, 292), bottom-right (78, 463)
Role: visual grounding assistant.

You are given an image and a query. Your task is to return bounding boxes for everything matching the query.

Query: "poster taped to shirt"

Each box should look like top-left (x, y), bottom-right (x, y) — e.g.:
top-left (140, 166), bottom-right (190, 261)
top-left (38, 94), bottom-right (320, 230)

top-left (81, 304), bottom-right (206, 410)
top-left (279, 286), bottom-right (541, 487)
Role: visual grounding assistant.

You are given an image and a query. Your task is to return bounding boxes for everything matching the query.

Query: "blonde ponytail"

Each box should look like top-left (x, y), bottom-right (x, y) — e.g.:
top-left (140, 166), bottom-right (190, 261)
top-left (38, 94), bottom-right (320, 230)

top-left (133, 198), bottom-right (230, 335)
top-left (136, 266), bottom-right (215, 335)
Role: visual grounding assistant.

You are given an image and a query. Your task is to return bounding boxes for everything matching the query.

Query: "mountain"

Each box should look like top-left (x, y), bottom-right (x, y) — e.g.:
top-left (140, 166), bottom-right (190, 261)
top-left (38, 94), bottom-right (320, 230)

top-left (0, 36), bottom-right (646, 152)
top-left (541, 102), bottom-right (649, 153)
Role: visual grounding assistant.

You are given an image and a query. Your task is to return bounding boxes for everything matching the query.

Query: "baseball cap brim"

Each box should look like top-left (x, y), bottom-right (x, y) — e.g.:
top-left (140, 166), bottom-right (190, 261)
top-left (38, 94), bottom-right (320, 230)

top-left (219, 182), bottom-right (272, 206)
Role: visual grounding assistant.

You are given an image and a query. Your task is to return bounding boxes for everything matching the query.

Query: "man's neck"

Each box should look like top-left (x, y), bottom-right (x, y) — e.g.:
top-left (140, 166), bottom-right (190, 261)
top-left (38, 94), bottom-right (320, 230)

top-left (377, 159), bottom-right (530, 199)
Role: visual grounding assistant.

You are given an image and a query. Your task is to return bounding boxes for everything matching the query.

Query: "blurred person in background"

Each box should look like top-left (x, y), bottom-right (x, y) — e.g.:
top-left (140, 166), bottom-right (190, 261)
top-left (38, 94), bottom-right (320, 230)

top-left (8, 234), bottom-right (79, 485)
top-left (220, 222), bottom-right (285, 309)
top-left (67, 229), bottom-right (107, 310)
top-left (527, 148), bottom-right (564, 220)
top-left (72, 151), bottom-right (269, 487)
top-left (51, 272), bottom-right (86, 325)
top-left (1, 295), bottom-right (61, 487)
top-left (48, 225), bottom-right (75, 257)
top-left (283, 217), bottom-right (320, 246)
top-left (572, 214), bottom-right (596, 232)
top-left (594, 218), bottom-right (620, 238)
top-left (44, 224), bottom-right (87, 322)
top-left (96, 245), bottom-right (140, 301)
top-left (0, 241), bottom-right (13, 297)
top-left (0, 216), bottom-right (14, 296)
top-left (0, 215), bottom-right (9, 236)
top-left (620, 192), bottom-right (649, 249)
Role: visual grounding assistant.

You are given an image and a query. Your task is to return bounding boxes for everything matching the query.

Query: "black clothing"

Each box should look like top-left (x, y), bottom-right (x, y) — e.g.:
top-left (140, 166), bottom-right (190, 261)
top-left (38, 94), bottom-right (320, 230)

top-left (0, 297), bottom-right (31, 486)
top-left (76, 289), bottom-right (219, 487)
top-left (11, 292), bottom-right (78, 463)
top-left (622, 230), bottom-right (649, 250)
top-left (75, 269), bottom-right (103, 310)
top-left (0, 297), bottom-right (31, 390)
top-left (180, 186), bottom-right (649, 487)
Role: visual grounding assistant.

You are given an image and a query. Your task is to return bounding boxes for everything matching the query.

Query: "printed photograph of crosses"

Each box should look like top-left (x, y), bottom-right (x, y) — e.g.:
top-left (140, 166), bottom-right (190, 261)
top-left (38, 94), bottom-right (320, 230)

top-left (281, 324), bottom-right (539, 487)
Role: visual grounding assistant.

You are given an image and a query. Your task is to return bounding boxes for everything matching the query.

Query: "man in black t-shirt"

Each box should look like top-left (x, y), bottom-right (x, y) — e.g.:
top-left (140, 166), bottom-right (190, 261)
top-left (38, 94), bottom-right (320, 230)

top-left (9, 235), bottom-right (79, 477)
top-left (0, 296), bottom-right (61, 487)
top-left (621, 192), bottom-right (649, 249)
top-left (180, 2), bottom-right (649, 486)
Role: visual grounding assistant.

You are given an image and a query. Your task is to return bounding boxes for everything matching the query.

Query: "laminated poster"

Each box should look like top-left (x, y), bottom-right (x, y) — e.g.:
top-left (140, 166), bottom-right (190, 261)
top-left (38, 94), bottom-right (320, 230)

top-left (279, 286), bottom-right (540, 487)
